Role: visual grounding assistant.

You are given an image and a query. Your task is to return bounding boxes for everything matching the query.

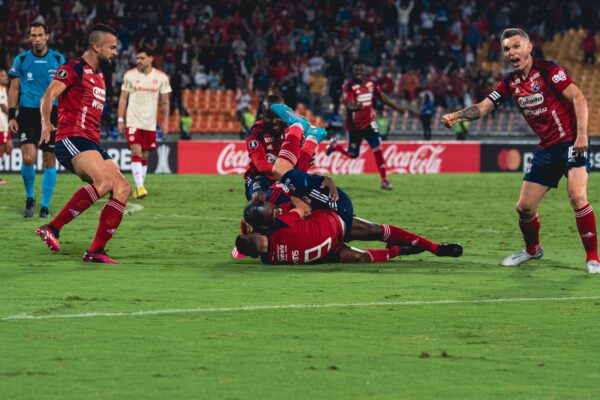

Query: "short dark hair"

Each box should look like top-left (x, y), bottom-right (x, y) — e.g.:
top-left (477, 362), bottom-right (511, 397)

top-left (29, 21), bottom-right (48, 35)
top-left (500, 28), bottom-right (529, 42)
top-left (262, 94), bottom-right (284, 113)
top-left (137, 47), bottom-right (154, 57)
top-left (243, 201), bottom-right (267, 232)
top-left (87, 24), bottom-right (117, 47)
top-left (235, 235), bottom-right (261, 258)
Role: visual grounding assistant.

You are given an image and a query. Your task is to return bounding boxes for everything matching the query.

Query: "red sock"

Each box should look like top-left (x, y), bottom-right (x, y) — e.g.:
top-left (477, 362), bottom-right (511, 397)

top-left (333, 143), bottom-right (352, 157)
top-left (278, 123), bottom-right (303, 165)
top-left (50, 184), bottom-right (100, 231)
top-left (372, 148), bottom-right (387, 180)
top-left (574, 204), bottom-right (599, 262)
top-left (297, 138), bottom-right (318, 172)
top-left (89, 199), bottom-right (126, 252)
top-left (365, 245), bottom-right (401, 262)
top-left (519, 213), bottom-right (541, 255)
top-left (382, 224), bottom-right (438, 253)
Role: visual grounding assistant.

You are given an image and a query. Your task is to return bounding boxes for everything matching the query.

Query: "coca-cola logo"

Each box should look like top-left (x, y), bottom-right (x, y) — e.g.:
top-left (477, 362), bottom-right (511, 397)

top-left (217, 143), bottom-right (249, 174)
top-left (384, 144), bottom-right (445, 174)
top-left (310, 145), bottom-right (368, 174)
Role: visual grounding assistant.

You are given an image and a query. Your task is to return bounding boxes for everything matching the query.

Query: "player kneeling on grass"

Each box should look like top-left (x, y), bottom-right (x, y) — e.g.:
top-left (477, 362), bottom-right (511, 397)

top-left (442, 28), bottom-right (599, 274)
top-left (36, 25), bottom-right (127, 264)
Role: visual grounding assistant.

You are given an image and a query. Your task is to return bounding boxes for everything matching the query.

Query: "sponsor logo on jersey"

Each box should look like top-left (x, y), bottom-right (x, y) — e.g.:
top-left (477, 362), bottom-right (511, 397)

top-left (93, 87), bottom-right (106, 101)
top-left (523, 107), bottom-right (547, 117)
top-left (248, 140), bottom-right (258, 150)
top-left (264, 135), bottom-right (274, 143)
top-left (530, 72), bottom-right (540, 81)
top-left (511, 78), bottom-right (521, 86)
top-left (517, 93), bottom-right (544, 108)
top-left (57, 69), bottom-right (68, 79)
top-left (277, 244), bottom-right (288, 261)
top-left (27, 72), bottom-right (33, 81)
top-left (357, 93), bottom-right (373, 103)
top-left (530, 81), bottom-right (540, 92)
top-left (84, 68), bottom-right (93, 74)
top-left (551, 71), bottom-right (567, 83)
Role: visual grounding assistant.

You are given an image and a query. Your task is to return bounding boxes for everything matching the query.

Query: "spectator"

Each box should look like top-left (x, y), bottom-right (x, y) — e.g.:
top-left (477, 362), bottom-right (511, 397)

top-left (396, 0), bottom-right (414, 43)
top-left (582, 30), bottom-right (596, 64)
top-left (194, 65), bottom-right (208, 89)
top-left (419, 88), bottom-right (435, 140)
top-left (308, 69), bottom-right (327, 116)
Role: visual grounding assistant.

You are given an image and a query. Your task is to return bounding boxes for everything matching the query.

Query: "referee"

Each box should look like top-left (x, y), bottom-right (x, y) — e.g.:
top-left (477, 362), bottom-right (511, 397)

top-left (8, 21), bottom-right (64, 218)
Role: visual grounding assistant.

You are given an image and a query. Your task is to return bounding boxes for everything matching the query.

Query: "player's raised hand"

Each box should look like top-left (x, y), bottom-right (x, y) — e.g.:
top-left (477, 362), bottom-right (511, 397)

top-left (320, 176), bottom-right (339, 201)
top-left (39, 120), bottom-right (55, 145)
top-left (441, 111), bottom-right (460, 129)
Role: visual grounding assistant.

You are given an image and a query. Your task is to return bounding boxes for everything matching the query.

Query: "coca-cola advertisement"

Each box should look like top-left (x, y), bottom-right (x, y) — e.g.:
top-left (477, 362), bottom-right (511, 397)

top-left (177, 141), bottom-right (481, 174)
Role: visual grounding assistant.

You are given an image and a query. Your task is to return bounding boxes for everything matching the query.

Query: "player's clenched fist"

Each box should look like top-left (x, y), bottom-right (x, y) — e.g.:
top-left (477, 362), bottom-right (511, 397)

top-left (441, 112), bottom-right (460, 128)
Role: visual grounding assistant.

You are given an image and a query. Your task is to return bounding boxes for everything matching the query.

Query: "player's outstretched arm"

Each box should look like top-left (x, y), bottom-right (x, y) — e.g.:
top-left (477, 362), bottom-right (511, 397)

top-left (39, 80), bottom-right (66, 144)
top-left (379, 92), bottom-right (407, 113)
top-left (117, 90), bottom-right (129, 135)
top-left (562, 83), bottom-right (589, 154)
top-left (441, 98), bottom-right (494, 128)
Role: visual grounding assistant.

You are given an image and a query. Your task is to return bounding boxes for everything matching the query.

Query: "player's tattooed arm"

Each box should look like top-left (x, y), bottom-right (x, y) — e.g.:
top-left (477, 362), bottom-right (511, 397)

top-left (458, 106), bottom-right (481, 120)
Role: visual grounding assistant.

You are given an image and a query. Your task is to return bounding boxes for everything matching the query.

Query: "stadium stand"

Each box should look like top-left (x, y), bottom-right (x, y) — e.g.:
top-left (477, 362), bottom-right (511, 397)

top-left (1, 0), bottom-right (599, 136)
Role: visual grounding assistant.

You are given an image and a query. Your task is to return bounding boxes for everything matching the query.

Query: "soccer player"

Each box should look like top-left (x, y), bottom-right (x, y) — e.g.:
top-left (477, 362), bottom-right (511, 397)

top-left (325, 62), bottom-right (407, 190)
top-left (118, 47), bottom-right (171, 199)
top-left (8, 22), bottom-right (65, 218)
top-left (36, 24), bottom-right (129, 264)
top-left (0, 69), bottom-right (10, 184)
top-left (441, 28), bottom-right (599, 274)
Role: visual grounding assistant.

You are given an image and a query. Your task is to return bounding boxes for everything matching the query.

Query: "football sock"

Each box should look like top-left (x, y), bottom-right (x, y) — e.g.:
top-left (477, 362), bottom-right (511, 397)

top-left (519, 213), bottom-right (541, 255)
top-left (142, 159), bottom-right (148, 179)
top-left (50, 184), bottom-right (100, 231)
top-left (41, 167), bottom-right (57, 208)
top-left (333, 143), bottom-right (352, 157)
top-left (131, 155), bottom-right (144, 189)
top-left (574, 204), bottom-right (599, 262)
top-left (89, 199), bottom-right (126, 252)
top-left (21, 164), bottom-right (35, 199)
top-left (297, 137), bottom-right (318, 172)
top-left (365, 245), bottom-right (401, 262)
top-left (277, 123), bottom-right (304, 166)
top-left (372, 148), bottom-right (388, 180)
top-left (382, 224), bottom-right (437, 253)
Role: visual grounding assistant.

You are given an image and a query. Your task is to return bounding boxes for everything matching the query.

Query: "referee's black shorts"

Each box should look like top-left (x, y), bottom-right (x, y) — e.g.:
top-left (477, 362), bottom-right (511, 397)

top-left (17, 106), bottom-right (58, 152)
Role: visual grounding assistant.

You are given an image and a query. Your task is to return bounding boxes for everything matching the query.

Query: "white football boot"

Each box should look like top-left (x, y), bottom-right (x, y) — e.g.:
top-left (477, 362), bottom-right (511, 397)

top-left (586, 260), bottom-right (600, 274)
top-left (501, 247), bottom-right (544, 267)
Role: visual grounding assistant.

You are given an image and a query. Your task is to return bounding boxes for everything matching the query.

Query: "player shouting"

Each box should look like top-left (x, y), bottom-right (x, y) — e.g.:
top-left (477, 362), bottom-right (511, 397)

top-left (118, 47), bottom-right (171, 199)
top-left (442, 28), bottom-right (599, 273)
top-left (36, 24), bottom-right (129, 264)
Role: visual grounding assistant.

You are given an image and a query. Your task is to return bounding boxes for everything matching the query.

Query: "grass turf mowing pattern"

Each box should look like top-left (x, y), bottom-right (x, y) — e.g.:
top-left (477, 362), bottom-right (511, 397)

top-left (1, 173), bottom-right (599, 399)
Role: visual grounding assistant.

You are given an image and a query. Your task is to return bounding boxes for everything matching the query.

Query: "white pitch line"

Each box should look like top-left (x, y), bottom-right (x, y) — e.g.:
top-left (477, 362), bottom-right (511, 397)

top-left (3, 296), bottom-right (600, 321)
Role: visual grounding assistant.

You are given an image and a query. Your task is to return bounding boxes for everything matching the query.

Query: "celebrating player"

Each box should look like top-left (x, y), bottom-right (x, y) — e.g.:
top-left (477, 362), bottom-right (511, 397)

top-left (36, 24), bottom-right (129, 264)
top-left (325, 62), bottom-right (407, 190)
top-left (8, 22), bottom-right (65, 218)
top-left (442, 28), bottom-right (599, 273)
top-left (118, 47), bottom-right (171, 199)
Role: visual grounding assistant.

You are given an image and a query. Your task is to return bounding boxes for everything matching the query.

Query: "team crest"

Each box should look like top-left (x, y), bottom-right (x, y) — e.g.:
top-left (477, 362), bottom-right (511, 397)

top-left (531, 82), bottom-right (540, 92)
top-left (57, 70), bottom-right (68, 79)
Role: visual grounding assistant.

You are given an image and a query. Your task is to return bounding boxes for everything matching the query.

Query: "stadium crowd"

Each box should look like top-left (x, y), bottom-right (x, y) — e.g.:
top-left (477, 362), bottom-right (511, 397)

top-left (1, 0), bottom-right (599, 124)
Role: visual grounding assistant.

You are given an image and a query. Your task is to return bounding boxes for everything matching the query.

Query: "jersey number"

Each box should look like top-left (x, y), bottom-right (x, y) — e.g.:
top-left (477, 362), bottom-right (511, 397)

top-left (304, 237), bottom-right (332, 262)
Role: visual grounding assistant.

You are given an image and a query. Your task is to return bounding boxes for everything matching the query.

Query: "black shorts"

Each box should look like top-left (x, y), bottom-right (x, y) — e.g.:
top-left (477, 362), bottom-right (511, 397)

top-left (347, 122), bottom-right (382, 158)
top-left (17, 106), bottom-right (58, 152)
top-left (524, 140), bottom-right (591, 188)
top-left (55, 136), bottom-right (112, 173)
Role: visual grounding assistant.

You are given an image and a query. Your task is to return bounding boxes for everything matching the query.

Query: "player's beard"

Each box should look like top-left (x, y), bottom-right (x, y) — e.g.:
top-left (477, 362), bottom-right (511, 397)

top-left (99, 56), bottom-right (113, 69)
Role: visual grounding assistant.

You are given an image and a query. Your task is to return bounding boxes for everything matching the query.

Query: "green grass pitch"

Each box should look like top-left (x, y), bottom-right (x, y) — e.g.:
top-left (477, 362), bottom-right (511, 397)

top-left (1, 173), bottom-right (599, 399)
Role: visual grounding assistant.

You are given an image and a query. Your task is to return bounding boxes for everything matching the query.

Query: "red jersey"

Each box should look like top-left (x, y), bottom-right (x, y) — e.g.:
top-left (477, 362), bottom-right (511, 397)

top-left (54, 57), bottom-right (106, 143)
top-left (263, 210), bottom-right (345, 265)
top-left (244, 119), bottom-right (285, 180)
top-left (488, 59), bottom-right (576, 148)
top-left (342, 79), bottom-right (382, 131)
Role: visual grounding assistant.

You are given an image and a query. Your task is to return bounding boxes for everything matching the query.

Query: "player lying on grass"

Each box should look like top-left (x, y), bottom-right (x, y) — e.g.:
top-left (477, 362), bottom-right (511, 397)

top-left (442, 28), bottom-right (599, 274)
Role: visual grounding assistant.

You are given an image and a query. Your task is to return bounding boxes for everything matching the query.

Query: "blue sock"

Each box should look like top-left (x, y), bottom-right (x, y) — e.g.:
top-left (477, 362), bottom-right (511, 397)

top-left (21, 164), bottom-right (36, 199)
top-left (41, 167), bottom-right (57, 208)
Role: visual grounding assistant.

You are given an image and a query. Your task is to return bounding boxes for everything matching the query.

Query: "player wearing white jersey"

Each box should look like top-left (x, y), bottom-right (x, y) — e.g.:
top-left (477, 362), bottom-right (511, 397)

top-left (118, 47), bottom-right (171, 199)
top-left (0, 69), bottom-right (12, 183)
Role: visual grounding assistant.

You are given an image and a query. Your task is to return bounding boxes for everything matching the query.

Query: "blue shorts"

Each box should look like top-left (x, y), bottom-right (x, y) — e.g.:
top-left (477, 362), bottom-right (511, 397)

top-left (55, 136), bottom-right (112, 173)
top-left (524, 141), bottom-right (591, 188)
top-left (244, 175), bottom-right (274, 200)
